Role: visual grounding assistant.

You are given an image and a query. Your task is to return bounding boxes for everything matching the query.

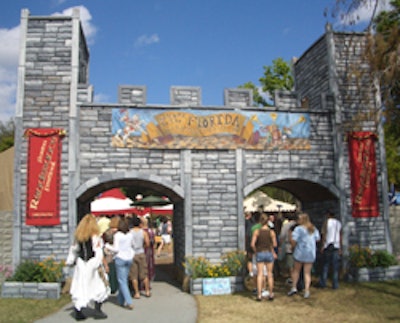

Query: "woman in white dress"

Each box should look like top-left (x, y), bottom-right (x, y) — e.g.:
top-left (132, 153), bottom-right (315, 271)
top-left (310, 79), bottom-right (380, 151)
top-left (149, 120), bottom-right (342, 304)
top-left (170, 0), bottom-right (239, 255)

top-left (66, 213), bottom-right (110, 321)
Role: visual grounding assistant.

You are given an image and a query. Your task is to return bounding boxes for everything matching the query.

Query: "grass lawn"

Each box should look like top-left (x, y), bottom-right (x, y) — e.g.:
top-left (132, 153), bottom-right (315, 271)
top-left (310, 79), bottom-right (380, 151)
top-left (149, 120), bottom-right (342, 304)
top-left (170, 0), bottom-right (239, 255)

top-left (0, 279), bottom-right (399, 323)
top-left (0, 294), bottom-right (70, 323)
top-left (195, 279), bottom-right (400, 323)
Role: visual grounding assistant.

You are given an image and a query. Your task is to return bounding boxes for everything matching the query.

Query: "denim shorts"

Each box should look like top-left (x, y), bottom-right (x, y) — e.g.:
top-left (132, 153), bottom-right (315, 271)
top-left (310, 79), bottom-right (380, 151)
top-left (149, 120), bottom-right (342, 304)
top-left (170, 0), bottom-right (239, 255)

top-left (256, 251), bottom-right (274, 263)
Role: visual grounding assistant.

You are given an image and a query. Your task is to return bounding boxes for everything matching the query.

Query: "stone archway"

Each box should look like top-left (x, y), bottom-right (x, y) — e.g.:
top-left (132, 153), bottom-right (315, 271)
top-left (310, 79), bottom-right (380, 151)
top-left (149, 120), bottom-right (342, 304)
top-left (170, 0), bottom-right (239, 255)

top-left (75, 172), bottom-right (186, 281)
top-left (244, 173), bottom-right (341, 230)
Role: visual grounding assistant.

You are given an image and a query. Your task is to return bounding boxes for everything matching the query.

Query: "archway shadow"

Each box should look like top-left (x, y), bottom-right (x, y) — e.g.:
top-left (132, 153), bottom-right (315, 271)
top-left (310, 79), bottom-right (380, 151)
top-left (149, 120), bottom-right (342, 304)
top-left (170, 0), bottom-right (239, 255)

top-left (154, 263), bottom-right (181, 288)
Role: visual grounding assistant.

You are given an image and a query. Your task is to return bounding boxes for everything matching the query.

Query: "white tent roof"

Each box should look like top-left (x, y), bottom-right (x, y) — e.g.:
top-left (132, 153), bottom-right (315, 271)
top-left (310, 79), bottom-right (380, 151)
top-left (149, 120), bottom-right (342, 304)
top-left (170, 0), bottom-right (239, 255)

top-left (91, 197), bottom-right (133, 212)
top-left (90, 188), bottom-right (134, 214)
top-left (244, 191), bottom-right (296, 212)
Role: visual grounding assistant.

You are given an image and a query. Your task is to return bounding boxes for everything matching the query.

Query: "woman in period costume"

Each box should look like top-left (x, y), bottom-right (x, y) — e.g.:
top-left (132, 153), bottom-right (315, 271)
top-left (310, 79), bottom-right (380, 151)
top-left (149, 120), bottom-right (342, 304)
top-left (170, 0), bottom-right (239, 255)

top-left (66, 213), bottom-right (110, 321)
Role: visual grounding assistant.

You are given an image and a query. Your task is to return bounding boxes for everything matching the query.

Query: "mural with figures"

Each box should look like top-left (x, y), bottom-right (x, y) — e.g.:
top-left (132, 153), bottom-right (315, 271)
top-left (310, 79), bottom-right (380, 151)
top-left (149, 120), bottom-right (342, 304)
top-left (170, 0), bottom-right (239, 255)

top-left (111, 108), bottom-right (310, 150)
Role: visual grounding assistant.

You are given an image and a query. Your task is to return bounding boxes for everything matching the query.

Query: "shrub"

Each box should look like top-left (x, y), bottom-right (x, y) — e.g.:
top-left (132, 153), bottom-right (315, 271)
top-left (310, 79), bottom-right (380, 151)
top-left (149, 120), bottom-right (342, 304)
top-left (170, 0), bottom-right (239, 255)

top-left (371, 250), bottom-right (398, 268)
top-left (349, 245), bottom-right (398, 268)
top-left (8, 257), bottom-right (65, 283)
top-left (184, 251), bottom-right (246, 279)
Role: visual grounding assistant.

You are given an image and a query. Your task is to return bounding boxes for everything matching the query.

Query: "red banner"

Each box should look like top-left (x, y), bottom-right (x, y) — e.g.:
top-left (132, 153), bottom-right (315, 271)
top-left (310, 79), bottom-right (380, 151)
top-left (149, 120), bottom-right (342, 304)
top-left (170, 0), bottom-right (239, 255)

top-left (25, 128), bottom-right (65, 226)
top-left (348, 131), bottom-right (379, 218)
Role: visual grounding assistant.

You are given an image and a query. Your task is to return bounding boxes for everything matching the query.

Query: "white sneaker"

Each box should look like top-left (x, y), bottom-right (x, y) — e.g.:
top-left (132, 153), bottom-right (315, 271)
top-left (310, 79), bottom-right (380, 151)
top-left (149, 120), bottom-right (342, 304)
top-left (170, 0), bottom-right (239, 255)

top-left (261, 290), bottom-right (270, 298)
top-left (304, 291), bottom-right (310, 299)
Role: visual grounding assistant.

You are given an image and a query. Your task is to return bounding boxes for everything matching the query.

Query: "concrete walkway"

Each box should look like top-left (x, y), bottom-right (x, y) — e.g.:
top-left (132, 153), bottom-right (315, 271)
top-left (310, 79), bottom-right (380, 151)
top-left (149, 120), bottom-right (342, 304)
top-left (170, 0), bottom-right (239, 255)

top-left (35, 264), bottom-right (197, 323)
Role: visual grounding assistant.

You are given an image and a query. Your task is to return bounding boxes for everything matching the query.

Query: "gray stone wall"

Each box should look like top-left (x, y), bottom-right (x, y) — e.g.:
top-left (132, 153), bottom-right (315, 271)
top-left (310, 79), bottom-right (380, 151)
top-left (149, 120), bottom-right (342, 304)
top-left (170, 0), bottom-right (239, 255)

top-left (14, 12), bottom-right (81, 264)
top-left (13, 11), bottom-right (392, 274)
top-left (293, 34), bottom-right (330, 110)
top-left (191, 150), bottom-right (238, 262)
top-left (294, 27), bottom-right (390, 251)
top-left (389, 206), bottom-right (400, 257)
top-left (331, 32), bottom-right (389, 250)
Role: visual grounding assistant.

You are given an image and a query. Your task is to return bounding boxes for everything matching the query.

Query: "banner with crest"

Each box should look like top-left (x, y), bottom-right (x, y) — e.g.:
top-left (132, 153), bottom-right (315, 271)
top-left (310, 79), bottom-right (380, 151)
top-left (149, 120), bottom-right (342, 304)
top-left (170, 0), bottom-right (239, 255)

top-left (348, 131), bottom-right (379, 218)
top-left (25, 128), bottom-right (65, 226)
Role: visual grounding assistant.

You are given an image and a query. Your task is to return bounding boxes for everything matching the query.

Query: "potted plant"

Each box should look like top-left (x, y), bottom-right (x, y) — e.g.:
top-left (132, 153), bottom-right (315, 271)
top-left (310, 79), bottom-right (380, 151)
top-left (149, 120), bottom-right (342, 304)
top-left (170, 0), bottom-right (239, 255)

top-left (183, 251), bottom-right (246, 295)
top-left (1, 256), bottom-right (65, 299)
top-left (347, 245), bottom-right (400, 282)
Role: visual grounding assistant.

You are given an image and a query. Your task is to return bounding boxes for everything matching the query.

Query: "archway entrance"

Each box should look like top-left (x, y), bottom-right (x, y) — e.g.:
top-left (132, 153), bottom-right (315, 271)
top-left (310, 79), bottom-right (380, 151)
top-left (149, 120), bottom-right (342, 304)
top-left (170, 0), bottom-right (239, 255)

top-left (76, 177), bottom-right (185, 283)
top-left (243, 178), bottom-right (340, 288)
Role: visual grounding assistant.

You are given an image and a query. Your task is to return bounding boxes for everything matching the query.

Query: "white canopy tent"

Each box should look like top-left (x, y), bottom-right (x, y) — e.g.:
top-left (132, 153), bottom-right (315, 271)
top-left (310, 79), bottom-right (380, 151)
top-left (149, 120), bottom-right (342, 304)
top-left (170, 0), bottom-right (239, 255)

top-left (244, 191), bottom-right (296, 213)
top-left (90, 188), bottom-right (135, 216)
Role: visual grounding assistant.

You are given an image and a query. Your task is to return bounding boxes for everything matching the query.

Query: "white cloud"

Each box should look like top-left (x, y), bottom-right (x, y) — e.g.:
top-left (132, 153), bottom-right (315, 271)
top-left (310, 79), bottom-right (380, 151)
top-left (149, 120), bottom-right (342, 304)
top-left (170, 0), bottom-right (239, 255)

top-left (0, 26), bottom-right (20, 122)
top-left (52, 6), bottom-right (97, 44)
top-left (339, 0), bottom-right (392, 27)
top-left (0, 6), bottom-right (96, 123)
top-left (94, 93), bottom-right (110, 103)
top-left (134, 33), bottom-right (160, 48)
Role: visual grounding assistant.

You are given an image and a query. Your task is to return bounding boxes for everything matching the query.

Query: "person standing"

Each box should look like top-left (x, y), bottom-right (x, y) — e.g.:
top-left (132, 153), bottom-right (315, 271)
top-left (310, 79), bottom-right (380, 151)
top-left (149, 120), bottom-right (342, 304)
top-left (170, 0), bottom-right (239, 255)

top-left (288, 213), bottom-right (320, 299)
top-left (251, 214), bottom-right (277, 301)
top-left (244, 211), bottom-right (255, 277)
top-left (66, 214), bottom-right (109, 321)
top-left (279, 213), bottom-right (297, 283)
top-left (318, 210), bottom-right (342, 289)
top-left (141, 216), bottom-right (156, 282)
top-left (105, 217), bottom-right (135, 310)
top-left (130, 216), bottom-right (151, 298)
top-left (157, 216), bottom-right (172, 257)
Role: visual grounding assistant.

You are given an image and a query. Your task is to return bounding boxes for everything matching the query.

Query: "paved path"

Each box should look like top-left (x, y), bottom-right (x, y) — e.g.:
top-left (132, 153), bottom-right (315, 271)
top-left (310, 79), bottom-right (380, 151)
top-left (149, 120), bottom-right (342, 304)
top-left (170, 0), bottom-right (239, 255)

top-left (35, 264), bottom-right (197, 323)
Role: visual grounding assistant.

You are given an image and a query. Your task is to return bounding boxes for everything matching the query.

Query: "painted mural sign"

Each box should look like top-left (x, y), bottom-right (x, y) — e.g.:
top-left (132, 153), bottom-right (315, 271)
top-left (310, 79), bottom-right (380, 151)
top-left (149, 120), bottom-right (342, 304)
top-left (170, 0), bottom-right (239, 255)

top-left (111, 108), bottom-right (310, 150)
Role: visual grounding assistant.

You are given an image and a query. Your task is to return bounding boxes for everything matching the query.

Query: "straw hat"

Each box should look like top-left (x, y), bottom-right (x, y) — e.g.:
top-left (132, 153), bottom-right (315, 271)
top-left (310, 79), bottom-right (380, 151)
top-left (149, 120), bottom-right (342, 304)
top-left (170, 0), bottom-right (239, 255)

top-left (97, 216), bottom-right (111, 235)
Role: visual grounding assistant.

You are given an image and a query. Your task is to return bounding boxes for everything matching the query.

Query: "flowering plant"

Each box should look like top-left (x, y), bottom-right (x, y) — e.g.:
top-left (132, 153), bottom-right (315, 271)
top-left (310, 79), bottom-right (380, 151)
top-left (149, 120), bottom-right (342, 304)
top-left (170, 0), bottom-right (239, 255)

top-left (7, 256), bottom-right (65, 282)
top-left (184, 251), bottom-right (246, 279)
top-left (349, 245), bottom-right (398, 268)
top-left (0, 264), bottom-right (13, 283)
top-left (221, 250), bottom-right (246, 276)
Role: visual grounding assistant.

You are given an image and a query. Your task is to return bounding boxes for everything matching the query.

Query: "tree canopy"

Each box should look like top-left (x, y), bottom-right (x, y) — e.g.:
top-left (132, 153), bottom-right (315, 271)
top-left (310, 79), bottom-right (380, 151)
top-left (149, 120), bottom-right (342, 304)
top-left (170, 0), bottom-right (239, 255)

top-left (372, 0), bottom-right (400, 186)
top-left (239, 57), bottom-right (294, 107)
top-left (0, 119), bottom-right (14, 153)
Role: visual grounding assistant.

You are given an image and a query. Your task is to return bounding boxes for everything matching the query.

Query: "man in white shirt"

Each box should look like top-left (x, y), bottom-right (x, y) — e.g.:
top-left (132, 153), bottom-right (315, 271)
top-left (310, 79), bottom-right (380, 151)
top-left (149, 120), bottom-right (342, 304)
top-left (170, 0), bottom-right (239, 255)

top-left (318, 210), bottom-right (342, 289)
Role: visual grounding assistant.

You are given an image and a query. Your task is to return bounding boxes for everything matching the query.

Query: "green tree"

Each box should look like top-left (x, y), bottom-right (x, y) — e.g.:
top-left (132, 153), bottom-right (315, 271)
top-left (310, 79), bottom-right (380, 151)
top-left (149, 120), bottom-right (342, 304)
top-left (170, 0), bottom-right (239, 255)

top-left (238, 82), bottom-right (268, 106)
top-left (239, 57), bottom-right (294, 107)
top-left (372, 0), bottom-right (400, 187)
top-left (259, 57), bottom-right (294, 98)
top-left (0, 119), bottom-right (15, 152)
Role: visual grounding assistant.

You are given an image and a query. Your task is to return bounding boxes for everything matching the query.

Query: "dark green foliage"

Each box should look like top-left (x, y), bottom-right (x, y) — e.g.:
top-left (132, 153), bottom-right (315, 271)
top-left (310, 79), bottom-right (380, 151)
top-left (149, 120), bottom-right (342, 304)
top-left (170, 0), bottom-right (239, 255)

top-left (8, 258), bottom-right (65, 282)
top-left (349, 245), bottom-right (398, 268)
top-left (0, 119), bottom-right (14, 152)
top-left (238, 57), bottom-right (293, 107)
top-left (9, 260), bottom-right (43, 282)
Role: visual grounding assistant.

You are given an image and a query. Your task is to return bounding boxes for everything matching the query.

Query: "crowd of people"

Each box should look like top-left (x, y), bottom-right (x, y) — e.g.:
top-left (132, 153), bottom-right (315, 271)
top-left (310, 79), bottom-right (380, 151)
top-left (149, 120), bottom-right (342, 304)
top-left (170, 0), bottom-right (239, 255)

top-left (65, 206), bottom-right (341, 319)
top-left (66, 213), bottom-right (172, 321)
top-left (245, 208), bottom-right (342, 302)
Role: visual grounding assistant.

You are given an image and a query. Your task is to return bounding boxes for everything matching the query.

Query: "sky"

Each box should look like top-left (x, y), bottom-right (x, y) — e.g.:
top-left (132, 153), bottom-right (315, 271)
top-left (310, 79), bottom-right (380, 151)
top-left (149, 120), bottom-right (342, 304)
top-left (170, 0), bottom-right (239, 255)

top-left (0, 0), bottom-right (390, 123)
